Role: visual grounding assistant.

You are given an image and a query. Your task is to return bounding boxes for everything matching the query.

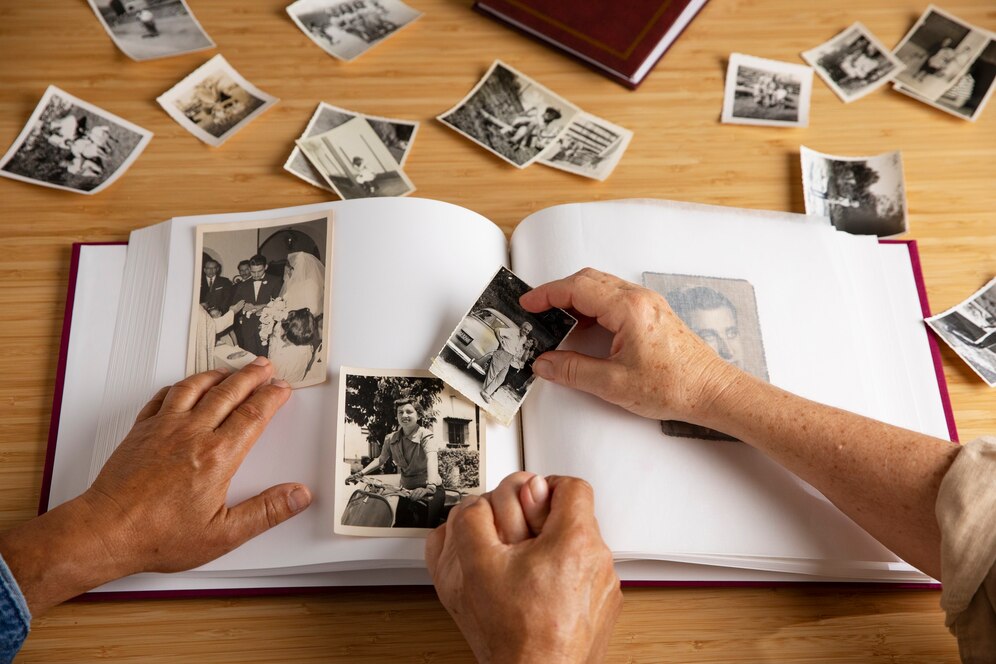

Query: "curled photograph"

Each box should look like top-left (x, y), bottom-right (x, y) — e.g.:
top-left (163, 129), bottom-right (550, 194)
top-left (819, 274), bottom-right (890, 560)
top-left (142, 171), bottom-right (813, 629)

top-left (802, 22), bottom-right (904, 103)
top-left (926, 277), bottom-right (996, 387)
top-left (86, 0), bottom-right (214, 61)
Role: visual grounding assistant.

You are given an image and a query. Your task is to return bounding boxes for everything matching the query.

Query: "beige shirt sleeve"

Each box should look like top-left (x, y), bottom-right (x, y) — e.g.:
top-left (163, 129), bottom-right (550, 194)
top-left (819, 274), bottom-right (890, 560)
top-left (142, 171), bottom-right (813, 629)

top-left (937, 436), bottom-right (996, 663)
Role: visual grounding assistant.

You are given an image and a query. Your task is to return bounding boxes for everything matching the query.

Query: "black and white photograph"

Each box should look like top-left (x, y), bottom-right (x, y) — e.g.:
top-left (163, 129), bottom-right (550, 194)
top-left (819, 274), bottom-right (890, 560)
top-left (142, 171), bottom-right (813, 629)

top-left (892, 6), bottom-right (989, 102)
top-left (287, 0), bottom-right (421, 62)
top-left (187, 210), bottom-right (332, 389)
top-left (86, 0), bottom-right (214, 61)
top-left (156, 54), bottom-right (279, 147)
top-left (0, 85), bottom-right (152, 195)
top-left (296, 116), bottom-right (415, 199)
top-left (429, 267), bottom-right (577, 426)
top-left (284, 102), bottom-right (418, 191)
top-left (800, 146), bottom-right (908, 237)
top-left (437, 60), bottom-right (581, 168)
top-left (538, 111), bottom-right (633, 181)
top-left (926, 277), bottom-right (996, 387)
top-left (721, 53), bottom-right (814, 127)
top-left (644, 272), bottom-right (769, 441)
top-left (897, 38), bottom-right (996, 122)
top-left (801, 22), bottom-right (905, 103)
top-left (334, 368), bottom-right (486, 536)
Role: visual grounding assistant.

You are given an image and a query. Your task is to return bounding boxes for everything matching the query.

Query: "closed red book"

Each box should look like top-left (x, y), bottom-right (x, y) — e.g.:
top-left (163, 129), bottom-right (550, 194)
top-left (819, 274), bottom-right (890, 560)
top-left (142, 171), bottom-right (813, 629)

top-left (473, 0), bottom-right (710, 88)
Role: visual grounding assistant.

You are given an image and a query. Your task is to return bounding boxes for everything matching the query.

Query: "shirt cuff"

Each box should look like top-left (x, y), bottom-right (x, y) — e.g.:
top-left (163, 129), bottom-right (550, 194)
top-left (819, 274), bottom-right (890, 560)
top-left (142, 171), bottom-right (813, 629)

top-left (0, 553), bottom-right (31, 662)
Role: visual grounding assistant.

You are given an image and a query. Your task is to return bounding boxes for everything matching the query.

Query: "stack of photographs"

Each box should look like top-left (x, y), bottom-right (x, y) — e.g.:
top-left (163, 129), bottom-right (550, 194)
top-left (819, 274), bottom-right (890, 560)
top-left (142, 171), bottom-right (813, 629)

top-left (891, 6), bottom-right (996, 122)
top-left (437, 61), bottom-right (633, 181)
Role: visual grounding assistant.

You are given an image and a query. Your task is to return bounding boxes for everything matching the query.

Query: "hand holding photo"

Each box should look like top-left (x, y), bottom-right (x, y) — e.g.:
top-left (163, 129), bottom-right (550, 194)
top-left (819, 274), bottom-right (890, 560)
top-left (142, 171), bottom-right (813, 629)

top-left (538, 111), bottom-right (633, 181)
top-left (429, 267), bottom-right (577, 426)
top-left (802, 22), bottom-right (904, 103)
top-left (721, 53), bottom-right (814, 127)
top-left (85, 0), bottom-right (214, 61)
top-left (287, 0), bottom-right (421, 62)
top-left (926, 277), bottom-right (996, 387)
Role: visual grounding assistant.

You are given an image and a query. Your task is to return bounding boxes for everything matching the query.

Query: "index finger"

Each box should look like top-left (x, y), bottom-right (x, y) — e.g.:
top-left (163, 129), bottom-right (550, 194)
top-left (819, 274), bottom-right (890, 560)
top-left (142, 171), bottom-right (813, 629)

top-left (519, 268), bottom-right (637, 334)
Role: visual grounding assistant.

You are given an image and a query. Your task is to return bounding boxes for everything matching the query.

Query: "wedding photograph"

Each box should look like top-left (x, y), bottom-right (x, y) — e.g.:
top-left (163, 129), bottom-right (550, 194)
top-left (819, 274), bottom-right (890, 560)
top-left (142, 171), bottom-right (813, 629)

top-left (721, 53), bottom-right (814, 127)
top-left (643, 272), bottom-right (769, 441)
top-left (0, 85), bottom-right (152, 195)
top-left (437, 60), bottom-right (581, 168)
top-left (296, 116), bottom-right (415, 199)
top-left (927, 277), bottom-right (996, 386)
top-left (802, 22), bottom-right (904, 103)
top-left (429, 266), bottom-right (576, 426)
top-left (801, 146), bottom-right (908, 236)
top-left (157, 54), bottom-right (279, 147)
top-left (284, 102), bottom-right (418, 190)
top-left (86, 0), bottom-right (214, 61)
top-left (186, 210), bottom-right (332, 389)
top-left (287, 0), bottom-right (421, 61)
top-left (538, 111), bottom-right (633, 181)
top-left (334, 368), bottom-right (485, 536)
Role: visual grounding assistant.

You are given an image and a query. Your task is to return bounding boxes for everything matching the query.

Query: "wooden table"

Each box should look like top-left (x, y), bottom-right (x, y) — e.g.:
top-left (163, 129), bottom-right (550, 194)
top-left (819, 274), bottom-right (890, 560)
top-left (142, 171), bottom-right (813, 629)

top-left (2, 0), bottom-right (993, 660)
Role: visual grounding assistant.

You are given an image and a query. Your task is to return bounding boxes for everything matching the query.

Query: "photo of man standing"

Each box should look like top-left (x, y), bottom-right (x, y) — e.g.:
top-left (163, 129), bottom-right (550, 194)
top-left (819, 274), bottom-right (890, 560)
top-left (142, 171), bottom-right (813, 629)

top-left (233, 254), bottom-right (283, 357)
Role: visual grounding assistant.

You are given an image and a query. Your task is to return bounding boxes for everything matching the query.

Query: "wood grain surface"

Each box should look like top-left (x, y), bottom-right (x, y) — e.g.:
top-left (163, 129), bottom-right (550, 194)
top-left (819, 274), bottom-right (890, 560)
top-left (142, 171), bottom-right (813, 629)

top-left (1, 0), bottom-right (994, 661)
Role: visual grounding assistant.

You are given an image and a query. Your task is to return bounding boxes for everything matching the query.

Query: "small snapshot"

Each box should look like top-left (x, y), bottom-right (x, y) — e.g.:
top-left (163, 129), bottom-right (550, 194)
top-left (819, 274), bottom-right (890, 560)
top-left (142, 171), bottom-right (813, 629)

top-left (187, 211), bottom-right (332, 389)
top-left (802, 22), bottom-right (904, 103)
top-left (429, 267), bottom-right (577, 426)
top-left (800, 146), bottom-right (908, 237)
top-left (644, 272), bottom-right (769, 441)
top-left (285, 102), bottom-right (418, 191)
top-left (927, 277), bottom-right (996, 387)
top-left (296, 116), bottom-right (415, 199)
top-left (0, 85), bottom-right (152, 195)
top-left (538, 111), bottom-right (633, 181)
top-left (438, 60), bottom-right (581, 168)
top-left (721, 53), bottom-right (814, 128)
top-left (892, 6), bottom-right (989, 102)
top-left (157, 55), bottom-right (279, 147)
top-left (335, 368), bottom-right (486, 536)
top-left (86, 0), bottom-right (214, 61)
top-left (896, 38), bottom-right (996, 122)
top-left (287, 0), bottom-right (421, 62)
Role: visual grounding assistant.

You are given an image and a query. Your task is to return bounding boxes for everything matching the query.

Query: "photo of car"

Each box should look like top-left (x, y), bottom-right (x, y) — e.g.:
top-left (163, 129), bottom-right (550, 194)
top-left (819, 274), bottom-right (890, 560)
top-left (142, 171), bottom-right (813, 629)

top-left (445, 308), bottom-right (519, 374)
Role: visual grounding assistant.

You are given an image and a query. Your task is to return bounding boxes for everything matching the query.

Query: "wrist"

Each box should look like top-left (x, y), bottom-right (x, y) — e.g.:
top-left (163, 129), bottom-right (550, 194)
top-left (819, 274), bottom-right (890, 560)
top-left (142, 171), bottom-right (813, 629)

top-left (691, 361), bottom-right (762, 434)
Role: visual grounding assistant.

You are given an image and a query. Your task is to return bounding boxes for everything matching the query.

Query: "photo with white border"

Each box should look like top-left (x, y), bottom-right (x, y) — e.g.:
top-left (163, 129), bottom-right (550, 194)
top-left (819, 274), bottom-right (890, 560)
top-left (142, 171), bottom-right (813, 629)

top-left (926, 277), bottom-right (996, 387)
top-left (287, 0), bottom-right (421, 62)
top-left (86, 0), bottom-right (214, 61)
top-left (802, 22), bottom-right (905, 103)
top-left (895, 38), bottom-right (996, 122)
top-left (721, 53), bottom-right (814, 127)
top-left (538, 111), bottom-right (633, 181)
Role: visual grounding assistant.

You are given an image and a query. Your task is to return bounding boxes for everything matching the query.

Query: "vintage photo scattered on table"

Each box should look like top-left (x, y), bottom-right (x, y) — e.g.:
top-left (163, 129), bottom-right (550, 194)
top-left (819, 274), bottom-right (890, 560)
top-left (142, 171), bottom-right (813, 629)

top-left (801, 22), bottom-right (905, 103)
top-left (800, 146), bottom-right (908, 237)
top-left (721, 53), bottom-right (814, 127)
top-left (86, 0), bottom-right (214, 61)
top-left (285, 102), bottom-right (418, 191)
top-left (437, 60), bottom-right (581, 168)
top-left (296, 116), bottom-right (415, 199)
top-left (187, 210), bottom-right (332, 389)
top-left (429, 267), bottom-right (577, 426)
top-left (335, 368), bottom-right (486, 536)
top-left (156, 54), bottom-right (278, 147)
top-left (926, 277), bottom-right (996, 387)
top-left (286, 0), bottom-right (422, 62)
top-left (891, 6), bottom-right (989, 102)
top-left (643, 272), bottom-right (769, 441)
top-left (0, 85), bottom-right (152, 195)
top-left (538, 111), bottom-right (633, 181)
top-left (895, 38), bottom-right (996, 122)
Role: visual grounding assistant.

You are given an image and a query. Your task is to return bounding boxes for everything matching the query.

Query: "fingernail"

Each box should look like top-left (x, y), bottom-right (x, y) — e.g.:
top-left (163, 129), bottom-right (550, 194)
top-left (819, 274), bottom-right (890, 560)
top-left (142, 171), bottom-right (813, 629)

top-left (533, 358), bottom-right (553, 379)
top-left (215, 367), bottom-right (231, 375)
top-left (287, 486), bottom-right (311, 513)
top-left (251, 356), bottom-right (269, 366)
top-left (271, 378), bottom-right (290, 388)
top-left (528, 474), bottom-right (549, 504)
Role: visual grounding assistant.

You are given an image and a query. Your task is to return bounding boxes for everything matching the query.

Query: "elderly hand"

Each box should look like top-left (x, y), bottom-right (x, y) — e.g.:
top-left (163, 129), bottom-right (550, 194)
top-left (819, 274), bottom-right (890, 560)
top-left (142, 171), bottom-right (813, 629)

top-left (519, 267), bottom-right (743, 425)
top-left (426, 472), bottom-right (622, 663)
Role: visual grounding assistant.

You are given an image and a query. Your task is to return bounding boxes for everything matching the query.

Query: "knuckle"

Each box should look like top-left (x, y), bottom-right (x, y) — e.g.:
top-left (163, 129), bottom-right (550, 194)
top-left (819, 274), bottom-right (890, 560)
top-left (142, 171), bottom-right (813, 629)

top-left (262, 494), bottom-right (283, 529)
top-left (234, 399), bottom-right (268, 425)
top-left (209, 381), bottom-right (242, 405)
top-left (562, 355), bottom-right (581, 386)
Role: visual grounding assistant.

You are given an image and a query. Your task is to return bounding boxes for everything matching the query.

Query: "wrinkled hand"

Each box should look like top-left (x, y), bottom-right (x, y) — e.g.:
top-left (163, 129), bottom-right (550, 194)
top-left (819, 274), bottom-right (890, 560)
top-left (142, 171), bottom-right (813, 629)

top-left (519, 267), bottom-right (742, 423)
top-left (426, 472), bottom-right (622, 663)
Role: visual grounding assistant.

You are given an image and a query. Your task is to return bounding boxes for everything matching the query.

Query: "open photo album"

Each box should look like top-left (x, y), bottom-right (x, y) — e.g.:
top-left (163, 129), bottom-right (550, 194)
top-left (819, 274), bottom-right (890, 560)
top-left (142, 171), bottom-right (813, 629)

top-left (44, 197), bottom-right (955, 596)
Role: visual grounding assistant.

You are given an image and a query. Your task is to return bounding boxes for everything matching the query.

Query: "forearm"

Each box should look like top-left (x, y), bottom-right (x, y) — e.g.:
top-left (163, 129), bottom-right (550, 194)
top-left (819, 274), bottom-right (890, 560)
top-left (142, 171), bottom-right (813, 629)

top-left (359, 458), bottom-right (382, 475)
top-left (699, 368), bottom-right (959, 579)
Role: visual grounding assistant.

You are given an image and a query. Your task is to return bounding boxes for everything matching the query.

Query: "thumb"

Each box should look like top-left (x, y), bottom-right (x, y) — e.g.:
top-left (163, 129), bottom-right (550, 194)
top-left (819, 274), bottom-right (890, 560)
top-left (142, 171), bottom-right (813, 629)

top-left (225, 483), bottom-right (312, 544)
top-left (531, 350), bottom-right (621, 401)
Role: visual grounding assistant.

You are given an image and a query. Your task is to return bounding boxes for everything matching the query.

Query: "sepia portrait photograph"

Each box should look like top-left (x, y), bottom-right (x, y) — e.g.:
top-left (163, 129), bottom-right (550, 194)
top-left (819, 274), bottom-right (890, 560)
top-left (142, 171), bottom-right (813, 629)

top-left (0, 85), bottom-right (152, 195)
top-left (892, 6), bottom-right (988, 102)
top-left (429, 267), bottom-right (577, 426)
top-left (437, 60), bottom-right (581, 168)
top-left (802, 22), bottom-right (904, 103)
top-left (157, 54), bottom-right (278, 147)
top-left (86, 0), bottom-right (214, 61)
top-left (927, 277), bottom-right (996, 387)
top-left (296, 116), bottom-right (414, 199)
top-left (187, 210), bottom-right (332, 389)
top-left (721, 53), bottom-right (813, 127)
top-left (538, 111), bottom-right (633, 181)
top-left (287, 0), bottom-right (421, 62)
top-left (284, 102), bottom-right (418, 191)
top-left (335, 369), bottom-right (486, 537)
top-left (801, 146), bottom-right (908, 237)
top-left (897, 38), bottom-right (996, 122)
top-left (643, 272), bottom-right (769, 441)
